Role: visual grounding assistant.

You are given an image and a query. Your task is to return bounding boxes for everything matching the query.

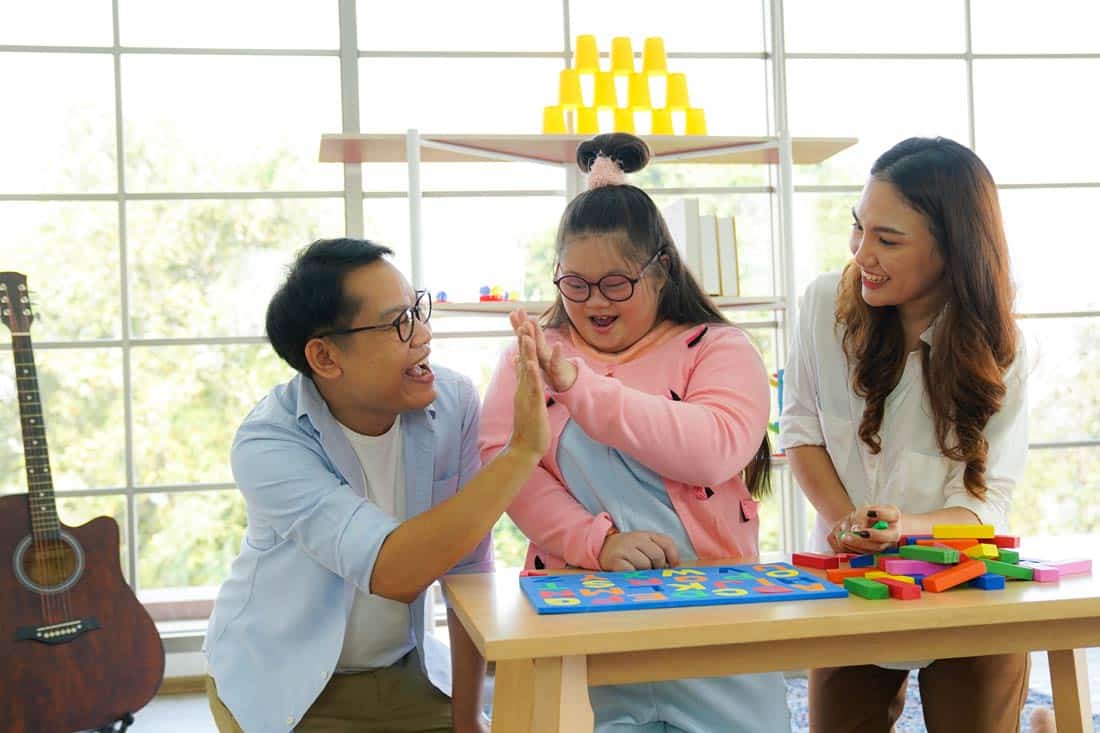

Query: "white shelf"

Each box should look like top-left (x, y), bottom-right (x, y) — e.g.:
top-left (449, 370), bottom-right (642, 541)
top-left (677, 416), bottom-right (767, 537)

top-left (319, 133), bottom-right (856, 166)
top-left (434, 295), bottom-right (785, 316)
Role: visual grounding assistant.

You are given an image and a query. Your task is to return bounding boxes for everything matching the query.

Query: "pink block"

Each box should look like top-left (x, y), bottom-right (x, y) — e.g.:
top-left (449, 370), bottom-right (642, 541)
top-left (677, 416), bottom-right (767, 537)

top-left (883, 558), bottom-right (951, 576)
top-left (1046, 558), bottom-right (1092, 577)
top-left (1020, 562), bottom-right (1060, 583)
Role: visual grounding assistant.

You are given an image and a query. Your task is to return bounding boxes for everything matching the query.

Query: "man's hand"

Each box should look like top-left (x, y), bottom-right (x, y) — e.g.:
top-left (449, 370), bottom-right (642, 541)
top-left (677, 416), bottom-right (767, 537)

top-left (507, 324), bottom-right (551, 462)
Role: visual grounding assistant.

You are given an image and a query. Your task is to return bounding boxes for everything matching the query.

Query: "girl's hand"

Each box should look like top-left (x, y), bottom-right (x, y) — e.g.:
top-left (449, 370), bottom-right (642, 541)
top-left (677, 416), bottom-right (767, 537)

top-left (598, 531), bottom-right (681, 571)
top-left (828, 504), bottom-right (902, 555)
top-left (509, 308), bottom-right (577, 393)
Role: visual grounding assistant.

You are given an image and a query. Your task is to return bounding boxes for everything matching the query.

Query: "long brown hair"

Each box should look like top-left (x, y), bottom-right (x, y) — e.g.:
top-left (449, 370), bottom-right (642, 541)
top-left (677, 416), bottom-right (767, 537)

top-left (836, 137), bottom-right (1017, 500)
top-left (542, 133), bottom-right (772, 497)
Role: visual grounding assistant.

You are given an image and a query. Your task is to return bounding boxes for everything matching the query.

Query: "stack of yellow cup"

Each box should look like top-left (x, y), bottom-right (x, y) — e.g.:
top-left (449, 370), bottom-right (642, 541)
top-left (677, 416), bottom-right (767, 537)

top-left (541, 34), bottom-right (708, 136)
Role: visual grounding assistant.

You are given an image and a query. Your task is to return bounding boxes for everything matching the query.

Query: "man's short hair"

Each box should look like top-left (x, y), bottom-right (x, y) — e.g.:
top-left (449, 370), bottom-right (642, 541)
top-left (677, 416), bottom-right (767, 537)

top-left (265, 237), bottom-right (394, 375)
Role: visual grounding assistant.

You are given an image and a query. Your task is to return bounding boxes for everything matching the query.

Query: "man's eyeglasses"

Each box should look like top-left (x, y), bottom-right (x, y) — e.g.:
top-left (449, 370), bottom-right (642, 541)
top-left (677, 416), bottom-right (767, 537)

top-left (315, 290), bottom-right (432, 343)
top-left (553, 249), bottom-right (665, 303)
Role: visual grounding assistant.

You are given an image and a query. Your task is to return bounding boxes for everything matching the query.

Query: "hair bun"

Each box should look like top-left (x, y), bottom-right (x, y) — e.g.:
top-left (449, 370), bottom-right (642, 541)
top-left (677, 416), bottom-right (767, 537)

top-left (576, 133), bottom-right (651, 175)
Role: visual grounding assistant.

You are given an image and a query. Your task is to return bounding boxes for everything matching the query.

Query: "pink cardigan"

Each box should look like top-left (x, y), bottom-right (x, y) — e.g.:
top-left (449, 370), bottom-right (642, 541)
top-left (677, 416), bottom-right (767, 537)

top-left (478, 323), bottom-right (771, 570)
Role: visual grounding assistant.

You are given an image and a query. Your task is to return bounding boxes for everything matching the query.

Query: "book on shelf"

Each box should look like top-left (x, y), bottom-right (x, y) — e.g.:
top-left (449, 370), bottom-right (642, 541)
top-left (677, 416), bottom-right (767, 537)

top-left (698, 214), bottom-right (721, 296)
top-left (716, 215), bottom-right (740, 297)
top-left (661, 198), bottom-right (701, 283)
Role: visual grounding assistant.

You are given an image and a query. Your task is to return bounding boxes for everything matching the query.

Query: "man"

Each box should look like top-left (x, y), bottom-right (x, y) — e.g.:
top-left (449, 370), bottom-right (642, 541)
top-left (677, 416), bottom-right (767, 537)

top-left (204, 238), bottom-right (548, 732)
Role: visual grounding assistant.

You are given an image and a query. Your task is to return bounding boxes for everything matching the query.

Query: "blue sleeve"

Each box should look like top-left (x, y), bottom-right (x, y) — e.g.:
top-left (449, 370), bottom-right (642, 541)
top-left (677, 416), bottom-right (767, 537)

top-left (230, 421), bottom-right (400, 595)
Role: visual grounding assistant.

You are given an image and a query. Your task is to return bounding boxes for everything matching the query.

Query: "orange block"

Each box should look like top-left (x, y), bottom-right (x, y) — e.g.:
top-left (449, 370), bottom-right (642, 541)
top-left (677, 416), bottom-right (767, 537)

top-left (826, 567), bottom-right (872, 584)
top-left (922, 559), bottom-right (987, 593)
top-left (916, 538), bottom-right (979, 551)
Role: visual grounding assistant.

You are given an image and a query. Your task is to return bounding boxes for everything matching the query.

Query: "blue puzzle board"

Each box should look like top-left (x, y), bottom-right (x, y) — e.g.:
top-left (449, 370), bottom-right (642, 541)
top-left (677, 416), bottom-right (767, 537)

top-left (520, 562), bottom-right (848, 615)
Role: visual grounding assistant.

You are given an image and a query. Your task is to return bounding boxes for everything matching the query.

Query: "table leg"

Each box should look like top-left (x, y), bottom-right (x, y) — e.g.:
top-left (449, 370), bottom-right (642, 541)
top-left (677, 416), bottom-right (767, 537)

top-left (492, 659), bottom-right (535, 733)
top-left (531, 656), bottom-right (594, 733)
top-left (1048, 648), bottom-right (1093, 733)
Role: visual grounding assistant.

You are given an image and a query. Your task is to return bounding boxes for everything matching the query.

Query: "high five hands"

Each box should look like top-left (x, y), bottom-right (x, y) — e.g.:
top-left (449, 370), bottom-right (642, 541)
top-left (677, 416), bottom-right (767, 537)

top-left (508, 308), bottom-right (578, 393)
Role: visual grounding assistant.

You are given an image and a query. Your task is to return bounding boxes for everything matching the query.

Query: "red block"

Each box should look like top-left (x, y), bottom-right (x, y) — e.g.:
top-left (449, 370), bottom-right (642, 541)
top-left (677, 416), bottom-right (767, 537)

top-left (916, 538), bottom-right (979, 551)
top-left (792, 552), bottom-right (841, 570)
top-left (991, 535), bottom-right (1021, 549)
top-left (922, 559), bottom-right (987, 593)
top-left (875, 577), bottom-right (922, 600)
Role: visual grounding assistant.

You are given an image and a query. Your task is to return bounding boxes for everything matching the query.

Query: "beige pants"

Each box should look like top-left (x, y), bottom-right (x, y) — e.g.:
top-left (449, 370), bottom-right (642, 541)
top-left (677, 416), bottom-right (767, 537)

top-left (207, 652), bottom-right (453, 732)
top-left (809, 653), bottom-right (1031, 733)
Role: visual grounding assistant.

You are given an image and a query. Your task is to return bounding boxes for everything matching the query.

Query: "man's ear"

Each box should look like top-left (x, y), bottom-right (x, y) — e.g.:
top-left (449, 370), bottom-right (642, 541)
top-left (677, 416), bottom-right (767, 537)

top-left (305, 337), bottom-right (343, 381)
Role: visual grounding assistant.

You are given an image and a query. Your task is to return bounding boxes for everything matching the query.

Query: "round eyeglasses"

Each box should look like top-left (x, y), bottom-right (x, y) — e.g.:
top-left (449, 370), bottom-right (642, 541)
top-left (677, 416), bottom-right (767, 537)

top-left (553, 249), bottom-right (665, 303)
top-left (315, 290), bottom-right (431, 343)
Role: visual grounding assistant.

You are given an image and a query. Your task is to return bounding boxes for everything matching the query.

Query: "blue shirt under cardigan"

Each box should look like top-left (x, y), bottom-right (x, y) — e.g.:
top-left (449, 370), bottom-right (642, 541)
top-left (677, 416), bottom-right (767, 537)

top-left (203, 367), bottom-right (492, 733)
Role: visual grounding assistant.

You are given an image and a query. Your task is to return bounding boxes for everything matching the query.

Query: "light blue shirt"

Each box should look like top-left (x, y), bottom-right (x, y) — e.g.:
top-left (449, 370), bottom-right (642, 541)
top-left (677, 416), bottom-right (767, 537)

top-left (203, 367), bottom-right (492, 733)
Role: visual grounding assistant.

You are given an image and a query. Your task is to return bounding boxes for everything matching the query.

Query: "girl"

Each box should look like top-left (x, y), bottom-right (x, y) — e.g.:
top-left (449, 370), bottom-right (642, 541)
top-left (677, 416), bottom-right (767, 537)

top-left (479, 133), bottom-right (790, 732)
top-left (780, 137), bottom-right (1030, 732)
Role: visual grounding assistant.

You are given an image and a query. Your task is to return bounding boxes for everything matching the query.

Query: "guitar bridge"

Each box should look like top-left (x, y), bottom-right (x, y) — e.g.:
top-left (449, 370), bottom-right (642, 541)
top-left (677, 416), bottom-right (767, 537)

top-left (16, 617), bottom-right (101, 645)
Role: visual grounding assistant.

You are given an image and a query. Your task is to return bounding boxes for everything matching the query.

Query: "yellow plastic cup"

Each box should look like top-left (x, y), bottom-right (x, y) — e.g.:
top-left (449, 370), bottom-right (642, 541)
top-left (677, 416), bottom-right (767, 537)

top-left (613, 107), bottom-right (636, 133)
top-left (651, 108), bottom-right (674, 135)
top-left (576, 107), bottom-right (599, 134)
top-left (574, 34), bottom-right (599, 73)
top-left (542, 105), bottom-right (567, 134)
top-left (666, 72), bottom-right (690, 111)
top-left (559, 69), bottom-right (583, 110)
top-left (610, 36), bottom-right (634, 76)
top-left (642, 37), bottom-right (668, 76)
top-left (627, 72), bottom-right (652, 110)
top-left (685, 108), bottom-right (708, 135)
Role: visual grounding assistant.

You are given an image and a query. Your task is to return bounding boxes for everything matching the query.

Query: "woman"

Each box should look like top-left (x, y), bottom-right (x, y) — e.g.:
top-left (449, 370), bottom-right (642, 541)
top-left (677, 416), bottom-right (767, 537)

top-left (780, 137), bottom-right (1029, 732)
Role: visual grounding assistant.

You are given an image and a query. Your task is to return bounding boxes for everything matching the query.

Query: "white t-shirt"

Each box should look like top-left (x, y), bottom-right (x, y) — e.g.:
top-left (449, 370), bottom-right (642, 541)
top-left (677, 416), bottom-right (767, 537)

top-left (335, 416), bottom-right (414, 672)
top-left (779, 272), bottom-right (1029, 554)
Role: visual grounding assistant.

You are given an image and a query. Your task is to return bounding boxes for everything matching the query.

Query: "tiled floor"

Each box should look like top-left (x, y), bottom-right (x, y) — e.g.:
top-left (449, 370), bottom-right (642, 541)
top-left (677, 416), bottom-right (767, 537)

top-left (127, 649), bottom-right (1100, 732)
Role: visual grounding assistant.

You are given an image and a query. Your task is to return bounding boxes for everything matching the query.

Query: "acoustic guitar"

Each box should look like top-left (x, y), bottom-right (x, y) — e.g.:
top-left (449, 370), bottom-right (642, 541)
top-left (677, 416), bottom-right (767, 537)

top-left (0, 272), bottom-right (164, 733)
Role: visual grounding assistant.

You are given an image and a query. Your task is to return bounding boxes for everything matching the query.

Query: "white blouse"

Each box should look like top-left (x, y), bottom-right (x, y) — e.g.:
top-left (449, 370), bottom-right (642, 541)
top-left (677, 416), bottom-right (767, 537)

top-left (779, 273), bottom-right (1029, 553)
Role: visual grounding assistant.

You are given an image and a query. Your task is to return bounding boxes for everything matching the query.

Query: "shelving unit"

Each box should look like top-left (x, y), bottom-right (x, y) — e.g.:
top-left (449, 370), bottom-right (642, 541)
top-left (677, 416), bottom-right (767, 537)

top-left (319, 127), bottom-right (856, 552)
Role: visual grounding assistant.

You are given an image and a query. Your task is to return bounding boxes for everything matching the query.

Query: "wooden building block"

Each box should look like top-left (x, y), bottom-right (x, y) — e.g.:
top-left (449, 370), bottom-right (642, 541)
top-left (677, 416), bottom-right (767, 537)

top-left (922, 559), bottom-right (987, 592)
top-left (875, 576), bottom-right (922, 600)
top-left (990, 535), bottom-right (1021, 549)
top-left (898, 534), bottom-right (932, 546)
top-left (970, 573), bottom-right (1006, 590)
top-left (844, 577), bottom-right (890, 600)
top-left (917, 538), bottom-right (979, 551)
top-left (900, 544), bottom-right (960, 564)
top-left (932, 524), bottom-right (995, 539)
top-left (826, 567), bottom-right (872, 584)
top-left (981, 559), bottom-right (1034, 581)
top-left (849, 553), bottom-right (876, 568)
top-left (792, 552), bottom-right (841, 570)
top-left (1045, 558), bottom-right (1092, 577)
top-left (964, 543), bottom-right (1000, 560)
top-left (883, 559), bottom-right (950, 576)
top-left (998, 549), bottom-right (1020, 564)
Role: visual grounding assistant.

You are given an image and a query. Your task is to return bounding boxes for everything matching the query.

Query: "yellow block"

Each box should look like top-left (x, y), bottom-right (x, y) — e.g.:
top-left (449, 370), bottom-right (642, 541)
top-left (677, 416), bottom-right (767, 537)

top-left (965, 543), bottom-right (1000, 560)
top-left (866, 571), bottom-right (915, 584)
top-left (932, 524), bottom-right (994, 539)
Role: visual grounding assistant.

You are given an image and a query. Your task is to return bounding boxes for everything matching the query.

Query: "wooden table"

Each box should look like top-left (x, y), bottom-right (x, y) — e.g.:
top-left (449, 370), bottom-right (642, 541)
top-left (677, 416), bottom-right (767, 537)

top-left (443, 542), bottom-right (1100, 732)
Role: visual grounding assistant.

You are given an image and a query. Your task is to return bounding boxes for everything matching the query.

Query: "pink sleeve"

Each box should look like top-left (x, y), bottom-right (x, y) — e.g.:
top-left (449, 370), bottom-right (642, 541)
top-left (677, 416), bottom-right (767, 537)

top-left (478, 344), bottom-right (614, 569)
top-left (550, 326), bottom-right (770, 488)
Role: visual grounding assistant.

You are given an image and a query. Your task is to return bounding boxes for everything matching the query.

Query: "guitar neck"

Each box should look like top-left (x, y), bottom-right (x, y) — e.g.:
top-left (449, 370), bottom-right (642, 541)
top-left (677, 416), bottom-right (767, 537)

top-left (12, 333), bottom-right (60, 538)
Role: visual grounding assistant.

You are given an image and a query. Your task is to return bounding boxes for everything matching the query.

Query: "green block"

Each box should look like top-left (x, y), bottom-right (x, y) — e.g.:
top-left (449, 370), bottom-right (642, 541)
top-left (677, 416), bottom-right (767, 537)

top-left (982, 558), bottom-right (1033, 580)
top-left (998, 549), bottom-right (1020, 564)
top-left (899, 544), bottom-right (960, 564)
top-left (844, 577), bottom-right (890, 600)
top-left (872, 520), bottom-right (889, 530)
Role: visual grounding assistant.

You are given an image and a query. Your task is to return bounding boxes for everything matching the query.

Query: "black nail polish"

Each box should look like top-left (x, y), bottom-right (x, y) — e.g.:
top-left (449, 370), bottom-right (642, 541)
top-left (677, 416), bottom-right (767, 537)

top-left (867, 510), bottom-right (878, 518)
top-left (858, 531), bottom-right (871, 538)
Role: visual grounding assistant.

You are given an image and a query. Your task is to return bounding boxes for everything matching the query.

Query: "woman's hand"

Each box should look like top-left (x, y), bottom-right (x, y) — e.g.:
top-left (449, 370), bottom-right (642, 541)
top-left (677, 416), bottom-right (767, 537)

top-left (598, 531), bottom-right (681, 571)
top-left (828, 504), bottom-right (902, 555)
top-left (509, 308), bottom-right (578, 393)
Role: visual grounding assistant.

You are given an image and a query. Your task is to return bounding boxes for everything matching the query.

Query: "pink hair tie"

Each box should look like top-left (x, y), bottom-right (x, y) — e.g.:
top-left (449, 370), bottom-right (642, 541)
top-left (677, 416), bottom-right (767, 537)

top-left (586, 154), bottom-right (627, 189)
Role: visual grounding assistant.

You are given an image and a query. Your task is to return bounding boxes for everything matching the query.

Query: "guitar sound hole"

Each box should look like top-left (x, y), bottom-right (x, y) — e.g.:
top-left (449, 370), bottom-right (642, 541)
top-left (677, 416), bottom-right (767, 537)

top-left (23, 540), bottom-right (78, 588)
top-left (14, 532), bottom-right (85, 594)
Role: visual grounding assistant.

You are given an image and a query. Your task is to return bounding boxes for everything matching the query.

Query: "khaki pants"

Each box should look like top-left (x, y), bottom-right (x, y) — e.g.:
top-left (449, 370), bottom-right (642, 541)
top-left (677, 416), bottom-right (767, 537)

top-left (808, 653), bottom-right (1030, 733)
top-left (207, 652), bottom-right (453, 732)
